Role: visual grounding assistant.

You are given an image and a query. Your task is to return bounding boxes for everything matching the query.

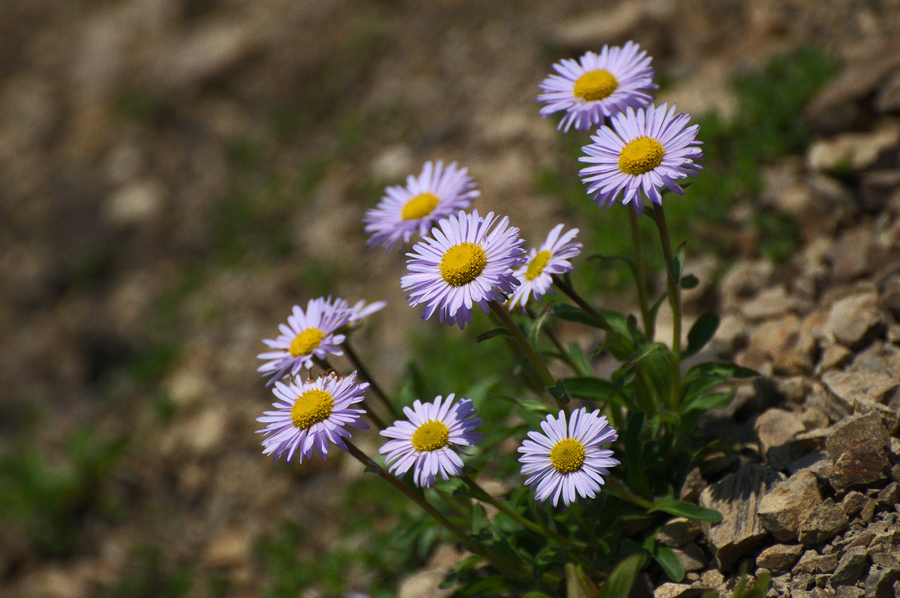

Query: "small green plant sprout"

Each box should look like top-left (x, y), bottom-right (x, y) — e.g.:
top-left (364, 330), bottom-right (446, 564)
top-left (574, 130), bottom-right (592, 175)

top-left (249, 40), bottom-right (760, 596)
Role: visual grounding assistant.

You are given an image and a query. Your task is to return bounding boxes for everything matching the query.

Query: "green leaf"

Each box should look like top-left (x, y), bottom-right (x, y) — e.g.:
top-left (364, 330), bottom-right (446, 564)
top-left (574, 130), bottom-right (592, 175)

top-left (624, 412), bottom-right (650, 497)
top-left (548, 379), bottom-right (569, 404)
top-left (651, 499), bottom-right (723, 523)
top-left (683, 313), bottom-right (720, 358)
top-left (683, 390), bottom-right (735, 413)
top-left (566, 563), bottom-right (600, 598)
top-left (598, 553), bottom-right (645, 598)
top-left (523, 593), bottom-right (555, 598)
top-left (568, 342), bottom-right (592, 376)
top-left (528, 301), bottom-right (554, 349)
top-left (679, 274), bottom-right (700, 289)
top-left (653, 545), bottom-right (685, 582)
top-left (683, 361), bottom-right (758, 385)
top-left (476, 328), bottom-right (512, 343)
top-left (629, 342), bottom-right (669, 365)
top-left (552, 304), bottom-right (605, 328)
top-left (599, 331), bottom-right (634, 361)
top-left (562, 377), bottom-right (614, 401)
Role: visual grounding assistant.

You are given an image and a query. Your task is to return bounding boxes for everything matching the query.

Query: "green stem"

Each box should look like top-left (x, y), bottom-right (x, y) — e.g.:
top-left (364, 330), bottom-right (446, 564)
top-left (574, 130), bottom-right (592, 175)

top-left (343, 441), bottom-right (531, 578)
top-left (628, 209), bottom-right (653, 341)
top-left (342, 341), bottom-right (402, 421)
top-left (461, 475), bottom-right (583, 549)
top-left (651, 204), bottom-right (683, 407)
top-left (489, 301), bottom-right (557, 402)
top-left (604, 477), bottom-right (654, 510)
top-left (551, 275), bottom-right (613, 332)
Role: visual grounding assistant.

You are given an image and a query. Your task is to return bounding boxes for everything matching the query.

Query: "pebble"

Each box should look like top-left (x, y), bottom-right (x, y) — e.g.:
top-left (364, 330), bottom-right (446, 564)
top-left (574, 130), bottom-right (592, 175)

top-left (832, 546), bottom-right (871, 586)
top-left (758, 470), bottom-right (823, 543)
top-left (755, 544), bottom-right (804, 571)
top-left (798, 498), bottom-right (850, 544)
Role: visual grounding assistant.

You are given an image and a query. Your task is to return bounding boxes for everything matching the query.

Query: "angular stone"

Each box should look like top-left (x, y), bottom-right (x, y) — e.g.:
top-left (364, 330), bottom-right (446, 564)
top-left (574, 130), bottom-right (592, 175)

top-left (756, 408), bottom-right (806, 454)
top-left (864, 566), bottom-right (900, 598)
top-left (653, 582), bottom-right (703, 598)
top-left (673, 543), bottom-right (707, 572)
top-left (758, 471), bottom-right (823, 542)
top-left (699, 464), bottom-right (783, 570)
top-left (806, 120), bottom-right (900, 172)
top-left (657, 517), bottom-right (703, 548)
top-left (836, 587), bottom-right (865, 598)
top-left (833, 547), bottom-right (870, 586)
top-left (755, 543), bottom-right (804, 571)
top-left (828, 292), bottom-right (885, 350)
top-left (826, 413), bottom-right (891, 461)
top-left (799, 498), bottom-right (849, 544)
top-left (679, 467), bottom-right (707, 504)
top-left (842, 490), bottom-right (868, 517)
top-left (828, 439), bottom-right (889, 493)
top-left (795, 550), bottom-right (839, 574)
top-left (831, 228), bottom-right (876, 283)
top-left (741, 285), bottom-right (796, 321)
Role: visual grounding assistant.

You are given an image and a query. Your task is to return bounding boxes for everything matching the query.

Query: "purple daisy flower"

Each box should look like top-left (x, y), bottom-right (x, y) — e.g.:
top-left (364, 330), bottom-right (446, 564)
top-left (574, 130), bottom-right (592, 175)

top-left (379, 394), bottom-right (484, 488)
top-left (518, 408), bottom-right (619, 507)
top-left (579, 102), bottom-right (703, 214)
top-left (507, 224), bottom-right (582, 311)
top-left (346, 299), bottom-right (387, 328)
top-left (257, 372), bottom-right (369, 463)
top-left (364, 160), bottom-right (480, 251)
top-left (538, 41), bottom-right (656, 132)
top-left (401, 209), bottom-right (526, 329)
top-left (257, 297), bottom-right (350, 385)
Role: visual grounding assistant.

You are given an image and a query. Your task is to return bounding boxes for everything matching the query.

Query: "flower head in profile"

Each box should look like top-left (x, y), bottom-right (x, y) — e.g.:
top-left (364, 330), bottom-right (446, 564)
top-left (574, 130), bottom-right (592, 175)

top-left (518, 408), bottom-right (619, 507)
top-left (579, 102), bottom-right (702, 214)
top-left (538, 41), bottom-right (656, 132)
top-left (402, 209), bottom-right (525, 329)
top-left (364, 160), bottom-right (480, 251)
top-left (257, 372), bottom-right (369, 463)
top-left (379, 394), bottom-right (484, 487)
top-left (507, 224), bottom-right (581, 311)
top-left (346, 299), bottom-right (387, 328)
top-left (257, 297), bottom-right (350, 385)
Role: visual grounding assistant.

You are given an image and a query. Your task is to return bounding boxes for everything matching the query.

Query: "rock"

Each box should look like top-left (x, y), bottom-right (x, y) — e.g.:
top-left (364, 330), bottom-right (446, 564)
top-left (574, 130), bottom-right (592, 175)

top-left (710, 313), bottom-right (748, 355)
top-left (740, 286), bottom-right (796, 321)
top-left (860, 170), bottom-right (900, 212)
top-left (755, 544), bottom-right (804, 571)
top-left (787, 451), bottom-right (833, 478)
top-left (876, 70), bottom-right (900, 113)
top-left (828, 292), bottom-right (885, 350)
top-left (829, 439), bottom-right (889, 493)
top-left (153, 20), bottom-right (258, 90)
top-left (826, 413), bottom-right (891, 460)
top-left (861, 499), bottom-right (878, 523)
top-left (833, 546), bottom-right (870, 586)
top-left (657, 517), bottom-right (703, 548)
top-left (831, 229), bottom-right (877, 283)
top-left (836, 587), bottom-right (865, 598)
top-left (876, 482), bottom-right (900, 508)
top-left (798, 498), bottom-right (849, 544)
top-left (700, 464), bottom-right (783, 569)
top-left (758, 471), bottom-right (823, 542)
top-left (864, 566), bottom-right (900, 598)
top-left (369, 145), bottom-right (414, 181)
top-left (104, 179), bottom-right (166, 226)
top-left (755, 408), bottom-right (806, 469)
top-left (679, 467), bottom-right (707, 504)
top-left (879, 273), bottom-right (900, 320)
top-left (822, 373), bottom-right (898, 420)
top-left (806, 119), bottom-right (900, 172)
top-left (653, 582), bottom-right (703, 598)
top-left (720, 260), bottom-right (775, 308)
top-left (817, 344), bottom-right (853, 373)
top-left (550, 2), bottom-right (675, 52)
top-left (673, 543), bottom-right (707, 572)
top-left (204, 529), bottom-right (251, 569)
top-left (842, 491), bottom-right (868, 517)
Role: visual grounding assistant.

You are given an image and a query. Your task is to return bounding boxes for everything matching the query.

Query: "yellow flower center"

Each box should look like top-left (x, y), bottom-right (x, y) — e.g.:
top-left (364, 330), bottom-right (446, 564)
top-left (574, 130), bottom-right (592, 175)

top-left (439, 242), bottom-right (487, 287)
top-left (618, 137), bottom-right (665, 176)
top-left (411, 421), bottom-right (450, 452)
top-left (524, 250), bottom-right (551, 281)
top-left (550, 438), bottom-right (586, 474)
top-left (290, 389), bottom-right (334, 429)
top-left (289, 328), bottom-right (325, 357)
top-left (401, 192), bottom-right (441, 220)
top-left (573, 70), bottom-right (618, 102)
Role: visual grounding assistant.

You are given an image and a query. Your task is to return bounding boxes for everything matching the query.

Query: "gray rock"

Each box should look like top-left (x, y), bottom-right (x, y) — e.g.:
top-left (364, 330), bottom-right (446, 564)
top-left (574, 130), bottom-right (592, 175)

top-left (673, 543), bottom-right (707, 572)
top-left (756, 408), bottom-right (806, 455)
top-left (755, 543), bottom-right (804, 571)
top-left (798, 498), bottom-right (849, 544)
top-left (657, 517), bottom-right (703, 548)
top-left (835, 587), bottom-right (865, 598)
top-left (829, 291), bottom-right (886, 350)
top-left (653, 582), bottom-right (703, 598)
top-left (741, 286), bottom-right (797, 321)
top-left (864, 566), bottom-right (900, 598)
top-left (826, 413), bottom-right (891, 461)
top-left (833, 547), bottom-right (870, 586)
top-left (842, 491), bottom-right (868, 517)
top-left (828, 439), bottom-right (889, 493)
top-left (758, 470), bottom-right (823, 542)
top-left (876, 482), bottom-right (900, 509)
top-left (700, 464), bottom-right (783, 569)
top-left (823, 371), bottom-right (898, 418)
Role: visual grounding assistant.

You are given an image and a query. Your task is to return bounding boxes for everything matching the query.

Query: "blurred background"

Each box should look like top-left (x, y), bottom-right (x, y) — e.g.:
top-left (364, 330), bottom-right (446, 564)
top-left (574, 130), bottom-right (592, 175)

top-left (1, 0), bottom-right (898, 596)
